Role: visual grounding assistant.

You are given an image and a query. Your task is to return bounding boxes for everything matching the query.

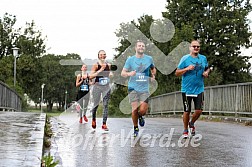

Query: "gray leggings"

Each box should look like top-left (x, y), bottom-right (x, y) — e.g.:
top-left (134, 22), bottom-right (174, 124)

top-left (76, 92), bottom-right (90, 118)
top-left (91, 84), bottom-right (111, 124)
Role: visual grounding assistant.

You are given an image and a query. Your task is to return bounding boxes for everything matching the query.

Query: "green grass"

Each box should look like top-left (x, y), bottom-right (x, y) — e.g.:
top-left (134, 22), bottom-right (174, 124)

top-left (27, 108), bottom-right (63, 117)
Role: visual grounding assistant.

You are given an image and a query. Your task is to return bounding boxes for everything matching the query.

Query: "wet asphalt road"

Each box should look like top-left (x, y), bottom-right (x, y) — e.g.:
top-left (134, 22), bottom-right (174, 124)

top-left (0, 112), bottom-right (46, 167)
top-left (49, 113), bottom-right (252, 167)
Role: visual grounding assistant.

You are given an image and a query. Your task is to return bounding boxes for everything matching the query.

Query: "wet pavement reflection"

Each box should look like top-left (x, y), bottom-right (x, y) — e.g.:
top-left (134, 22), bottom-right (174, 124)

top-left (0, 112), bottom-right (46, 167)
top-left (49, 113), bottom-right (252, 167)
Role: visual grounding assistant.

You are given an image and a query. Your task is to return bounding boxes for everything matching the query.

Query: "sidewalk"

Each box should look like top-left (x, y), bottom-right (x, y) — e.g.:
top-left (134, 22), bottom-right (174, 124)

top-left (0, 112), bottom-right (46, 167)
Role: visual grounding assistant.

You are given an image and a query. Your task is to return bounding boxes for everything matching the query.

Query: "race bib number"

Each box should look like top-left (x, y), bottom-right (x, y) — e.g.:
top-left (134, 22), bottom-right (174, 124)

top-left (80, 84), bottom-right (89, 91)
top-left (135, 73), bottom-right (147, 82)
top-left (99, 77), bottom-right (110, 85)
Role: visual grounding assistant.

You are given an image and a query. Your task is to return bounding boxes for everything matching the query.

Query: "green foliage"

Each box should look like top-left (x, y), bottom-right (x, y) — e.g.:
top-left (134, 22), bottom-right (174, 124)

top-left (0, 13), bottom-right (81, 111)
top-left (110, 0), bottom-right (252, 115)
top-left (0, 13), bottom-right (17, 59)
top-left (45, 117), bottom-right (53, 138)
top-left (163, 0), bottom-right (252, 84)
top-left (42, 153), bottom-right (59, 167)
top-left (38, 54), bottom-right (80, 111)
top-left (0, 56), bottom-right (13, 82)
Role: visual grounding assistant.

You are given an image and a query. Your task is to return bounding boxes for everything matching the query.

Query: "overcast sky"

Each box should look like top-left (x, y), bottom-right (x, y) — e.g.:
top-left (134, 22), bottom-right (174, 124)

top-left (1, 0), bottom-right (167, 59)
top-left (1, 0), bottom-right (251, 61)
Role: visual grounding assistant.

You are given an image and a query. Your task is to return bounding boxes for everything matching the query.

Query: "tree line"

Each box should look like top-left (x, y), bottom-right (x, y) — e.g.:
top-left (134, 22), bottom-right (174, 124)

top-left (0, 0), bottom-right (252, 114)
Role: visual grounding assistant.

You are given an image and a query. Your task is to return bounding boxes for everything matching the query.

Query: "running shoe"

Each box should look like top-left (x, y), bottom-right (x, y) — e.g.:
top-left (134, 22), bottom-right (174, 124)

top-left (183, 130), bottom-right (189, 139)
top-left (189, 122), bottom-right (195, 136)
top-left (83, 115), bottom-right (88, 122)
top-left (92, 119), bottom-right (96, 129)
top-left (102, 124), bottom-right (109, 131)
top-left (133, 127), bottom-right (139, 137)
top-left (139, 116), bottom-right (145, 127)
top-left (79, 117), bottom-right (82, 124)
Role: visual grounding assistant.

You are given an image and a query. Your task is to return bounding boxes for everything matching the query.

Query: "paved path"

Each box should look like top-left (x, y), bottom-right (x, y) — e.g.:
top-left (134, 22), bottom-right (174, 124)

top-left (49, 113), bottom-right (252, 167)
top-left (0, 112), bottom-right (46, 167)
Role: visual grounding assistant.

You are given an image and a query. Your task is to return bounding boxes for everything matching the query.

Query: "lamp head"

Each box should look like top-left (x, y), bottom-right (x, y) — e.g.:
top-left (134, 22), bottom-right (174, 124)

top-left (12, 47), bottom-right (19, 57)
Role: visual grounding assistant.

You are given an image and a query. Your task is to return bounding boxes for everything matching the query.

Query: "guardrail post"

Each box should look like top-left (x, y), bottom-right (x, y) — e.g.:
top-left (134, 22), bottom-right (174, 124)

top-left (149, 99), bottom-right (153, 115)
top-left (235, 84), bottom-right (239, 118)
top-left (209, 88), bottom-right (213, 117)
top-left (173, 93), bottom-right (176, 115)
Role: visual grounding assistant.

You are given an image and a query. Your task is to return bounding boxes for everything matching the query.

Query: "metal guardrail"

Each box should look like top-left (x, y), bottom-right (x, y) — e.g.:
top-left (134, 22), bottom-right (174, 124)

top-left (0, 81), bottom-right (22, 112)
top-left (149, 82), bottom-right (252, 117)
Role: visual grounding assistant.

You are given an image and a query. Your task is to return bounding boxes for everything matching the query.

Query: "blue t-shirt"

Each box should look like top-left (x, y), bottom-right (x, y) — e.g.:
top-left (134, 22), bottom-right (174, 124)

top-left (124, 55), bottom-right (155, 92)
top-left (177, 54), bottom-right (208, 95)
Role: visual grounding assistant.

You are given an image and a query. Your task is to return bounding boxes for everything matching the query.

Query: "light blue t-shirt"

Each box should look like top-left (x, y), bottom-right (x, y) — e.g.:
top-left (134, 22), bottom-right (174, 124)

top-left (177, 54), bottom-right (208, 95)
top-left (124, 54), bottom-right (155, 92)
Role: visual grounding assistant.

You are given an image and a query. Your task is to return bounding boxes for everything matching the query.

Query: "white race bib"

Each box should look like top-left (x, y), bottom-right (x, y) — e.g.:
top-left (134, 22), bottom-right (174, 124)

top-left (80, 84), bottom-right (89, 91)
top-left (99, 77), bottom-right (110, 85)
top-left (186, 94), bottom-right (198, 97)
top-left (135, 73), bottom-right (147, 82)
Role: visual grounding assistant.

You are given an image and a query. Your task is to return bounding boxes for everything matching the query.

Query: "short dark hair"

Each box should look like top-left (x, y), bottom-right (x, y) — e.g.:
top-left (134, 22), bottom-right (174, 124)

top-left (135, 40), bottom-right (145, 47)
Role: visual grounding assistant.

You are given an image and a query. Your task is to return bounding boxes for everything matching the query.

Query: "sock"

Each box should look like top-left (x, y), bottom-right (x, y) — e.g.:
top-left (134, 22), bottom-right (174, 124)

top-left (190, 121), bottom-right (194, 126)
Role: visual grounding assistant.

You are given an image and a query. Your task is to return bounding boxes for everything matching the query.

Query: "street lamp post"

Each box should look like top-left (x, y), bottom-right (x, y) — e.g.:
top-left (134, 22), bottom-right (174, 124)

top-left (41, 84), bottom-right (45, 113)
top-left (65, 90), bottom-right (68, 111)
top-left (12, 47), bottom-right (19, 87)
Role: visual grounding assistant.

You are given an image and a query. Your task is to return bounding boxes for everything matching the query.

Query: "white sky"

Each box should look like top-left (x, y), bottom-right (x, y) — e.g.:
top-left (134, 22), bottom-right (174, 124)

top-left (1, 0), bottom-right (252, 62)
top-left (1, 0), bottom-right (167, 60)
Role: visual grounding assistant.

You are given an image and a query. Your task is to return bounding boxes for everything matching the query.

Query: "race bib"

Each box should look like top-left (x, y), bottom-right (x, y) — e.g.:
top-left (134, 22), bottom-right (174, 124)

top-left (186, 94), bottom-right (198, 97)
top-left (135, 73), bottom-right (147, 82)
top-left (99, 77), bottom-right (110, 85)
top-left (80, 84), bottom-right (89, 91)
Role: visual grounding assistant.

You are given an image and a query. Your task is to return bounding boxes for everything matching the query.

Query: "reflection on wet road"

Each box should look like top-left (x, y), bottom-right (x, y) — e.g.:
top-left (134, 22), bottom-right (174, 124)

top-left (0, 112), bottom-right (45, 167)
top-left (50, 114), bottom-right (252, 167)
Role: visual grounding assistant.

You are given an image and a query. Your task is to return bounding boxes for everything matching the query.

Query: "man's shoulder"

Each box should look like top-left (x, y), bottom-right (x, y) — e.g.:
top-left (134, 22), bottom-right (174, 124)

top-left (126, 56), bottom-right (133, 62)
top-left (143, 54), bottom-right (154, 61)
top-left (144, 54), bottom-right (152, 58)
top-left (198, 54), bottom-right (207, 59)
top-left (181, 54), bottom-right (191, 61)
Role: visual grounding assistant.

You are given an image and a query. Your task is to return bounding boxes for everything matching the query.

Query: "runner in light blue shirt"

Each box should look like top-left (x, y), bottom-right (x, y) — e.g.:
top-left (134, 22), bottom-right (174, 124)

top-left (177, 53), bottom-right (208, 95)
top-left (123, 54), bottom-right (155, 93)
top-left (121, 40), bottom-right (156, 137)
top-left (175, 40), bottom-right (211, 139)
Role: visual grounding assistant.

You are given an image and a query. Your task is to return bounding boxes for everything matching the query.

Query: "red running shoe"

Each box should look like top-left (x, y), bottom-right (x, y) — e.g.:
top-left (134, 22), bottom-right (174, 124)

top-left (102, 124), bottom-right (109, 131)
top-left (183, 130), bottom-right (189, 139)
top-left (83, 115), bottom-right (88, 122)
top-left (189, 122), bottom-right (195, 136)
top-left (92, 120), bottom-right (96, 129)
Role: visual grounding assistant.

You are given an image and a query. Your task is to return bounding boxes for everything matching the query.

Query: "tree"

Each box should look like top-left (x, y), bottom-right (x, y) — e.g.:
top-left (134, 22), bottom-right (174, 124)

top-left (17, 20), bottom-right (46, 57)
top-left (0, 13), bottom-right (17, 59)
top-left (163, 0), bottom-right (252, 84)
top-left (0, 13), bottom-right (47, 109)
top-left (38, 53), bottom-right (80, 111)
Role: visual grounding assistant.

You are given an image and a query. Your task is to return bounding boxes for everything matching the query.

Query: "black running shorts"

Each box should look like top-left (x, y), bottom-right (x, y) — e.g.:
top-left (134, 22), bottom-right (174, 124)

top-left (182, 92), bottom-right (204, 112)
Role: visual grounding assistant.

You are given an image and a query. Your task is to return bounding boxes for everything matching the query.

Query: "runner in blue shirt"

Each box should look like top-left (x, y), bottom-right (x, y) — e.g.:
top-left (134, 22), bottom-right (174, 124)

top-left (175, 40), bottom-right (211, 139)
top-left (121, 40), bottom-right (156, 137)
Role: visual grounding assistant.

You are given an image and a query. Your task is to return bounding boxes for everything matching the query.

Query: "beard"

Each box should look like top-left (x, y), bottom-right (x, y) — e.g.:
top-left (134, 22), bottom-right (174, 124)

top-left (137, 49), bottom-right (144, 55)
